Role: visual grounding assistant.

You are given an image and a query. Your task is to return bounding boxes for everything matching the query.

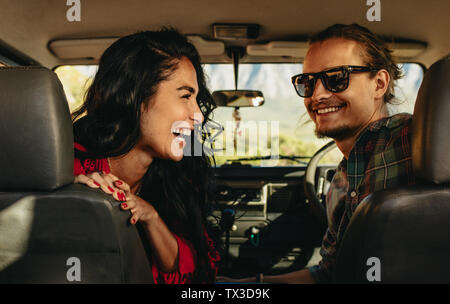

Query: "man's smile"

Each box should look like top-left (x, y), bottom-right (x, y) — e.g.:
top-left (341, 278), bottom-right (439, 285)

top-left (315, 105), bottom-right (345, 115)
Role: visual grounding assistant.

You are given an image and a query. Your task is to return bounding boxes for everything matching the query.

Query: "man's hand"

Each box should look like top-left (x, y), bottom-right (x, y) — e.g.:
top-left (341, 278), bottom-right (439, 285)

top-left (216, 276), bottom-right (255, 283)
top-left (218, 269), bottom-right (315, 284)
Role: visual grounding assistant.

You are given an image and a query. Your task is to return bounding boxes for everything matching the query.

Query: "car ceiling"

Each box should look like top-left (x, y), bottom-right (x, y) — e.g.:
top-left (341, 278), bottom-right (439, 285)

top-left (0, 0), bottom-right (449, 68)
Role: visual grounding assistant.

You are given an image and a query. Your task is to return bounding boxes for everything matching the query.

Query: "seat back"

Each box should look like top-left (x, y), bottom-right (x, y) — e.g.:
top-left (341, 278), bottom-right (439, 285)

top-left (0, 67), bottom-right (153, 283)
top-left (333, 57), bottom-right (450, 283)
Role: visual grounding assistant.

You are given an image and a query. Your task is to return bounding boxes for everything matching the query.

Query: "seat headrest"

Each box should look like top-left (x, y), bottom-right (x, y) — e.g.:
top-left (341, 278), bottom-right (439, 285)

top-left (0, 67), bottom-right (74, 191)
top-left (412, 57), bottom-right (450, 184)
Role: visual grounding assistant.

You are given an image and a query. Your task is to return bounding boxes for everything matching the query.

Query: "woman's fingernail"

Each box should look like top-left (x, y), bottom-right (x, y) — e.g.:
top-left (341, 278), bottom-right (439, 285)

top-left (108, 186), bottom-right (115, 193)
top-left (121, 203), bottom-right (128, 208)
top-left (93, 181), bottom-right (100, 187)
top-left (115, 180), bottom-right (123, 186)
top-left (118, 192), bottom-right (126, 201)
top-left (131, 218), bottom-right (136, 224)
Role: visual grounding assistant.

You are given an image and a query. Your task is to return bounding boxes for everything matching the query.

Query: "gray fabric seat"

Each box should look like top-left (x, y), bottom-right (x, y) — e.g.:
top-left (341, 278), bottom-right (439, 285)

top-left (333, 57), bottom-right (450, 283)
top-left (0, 67), bottom-right (153, 283)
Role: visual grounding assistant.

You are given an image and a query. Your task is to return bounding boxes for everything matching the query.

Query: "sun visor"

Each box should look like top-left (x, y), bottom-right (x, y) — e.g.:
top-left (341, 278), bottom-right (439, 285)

top-left (187, 35), bottom-right (225, 55)
top-left (49, 38), bottom-right (118, 61)
top-left (247, 42), bottom-right (309, 58)
top-left (247, 40), bottom-right (426, 60)
top-left (387, 42), bottom-right (427, 60)
top-left (49, 36), bottom-right (225, 62)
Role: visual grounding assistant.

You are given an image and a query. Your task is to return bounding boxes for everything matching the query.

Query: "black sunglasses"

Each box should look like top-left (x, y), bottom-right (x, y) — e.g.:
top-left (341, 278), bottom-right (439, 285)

top-left (291, 65), bottom-right (378, 98)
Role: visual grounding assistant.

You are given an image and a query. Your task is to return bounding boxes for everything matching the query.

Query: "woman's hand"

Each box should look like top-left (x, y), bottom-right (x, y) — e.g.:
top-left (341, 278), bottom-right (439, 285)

top-left (75, 172), bottom-right (158, 226)
top-left (115, 179), bottom-right (177, 272)
top-left (115, 180), bottom-right (158, 226)
top-left (74, 172), bottom-right (127, 202)
top-left (78, 175), bottom-right (176, 272)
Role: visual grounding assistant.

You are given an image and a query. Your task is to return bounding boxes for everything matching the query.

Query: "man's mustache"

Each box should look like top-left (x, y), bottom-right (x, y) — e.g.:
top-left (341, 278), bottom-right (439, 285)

top-left (308, 98), bottom-right (346, 112)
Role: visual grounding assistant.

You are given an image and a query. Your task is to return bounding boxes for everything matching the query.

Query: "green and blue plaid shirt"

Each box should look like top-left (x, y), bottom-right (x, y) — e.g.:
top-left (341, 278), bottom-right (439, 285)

top-left (309, 113), bottom-right (415, 283)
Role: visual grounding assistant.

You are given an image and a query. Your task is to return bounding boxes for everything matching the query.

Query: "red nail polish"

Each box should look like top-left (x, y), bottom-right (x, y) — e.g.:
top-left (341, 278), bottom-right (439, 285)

top-left (121, 203), bottom-right (128, 208)
top-left (119, 193), bottom-right (126, 201)
top-left (93, 181), bottom-right (100, 187)
top-left (115, 180), bottom-right (123, 186)
top-left (132, 218), bottom-right (136, 224)
top-left (108, 186), bottom-right (115, 193)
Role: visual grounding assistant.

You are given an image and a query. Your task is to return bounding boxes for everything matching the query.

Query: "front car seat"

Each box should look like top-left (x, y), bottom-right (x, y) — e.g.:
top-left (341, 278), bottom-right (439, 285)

top-left (0, 67), bottom-right (153, 283)
top-left (333, 57), bottom-right (450, 283)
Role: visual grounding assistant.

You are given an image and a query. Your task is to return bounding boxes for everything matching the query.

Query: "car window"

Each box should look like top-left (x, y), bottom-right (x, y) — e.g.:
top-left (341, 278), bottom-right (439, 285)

top-left (55, 63), bottom-right (423, 167)
top-left (54, 65), bottom-right (98, 113)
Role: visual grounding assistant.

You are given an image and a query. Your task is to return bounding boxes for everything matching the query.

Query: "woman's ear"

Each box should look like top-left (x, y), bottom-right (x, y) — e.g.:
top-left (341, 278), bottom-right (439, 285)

top-left (374, 69), bottom-right (390, 99)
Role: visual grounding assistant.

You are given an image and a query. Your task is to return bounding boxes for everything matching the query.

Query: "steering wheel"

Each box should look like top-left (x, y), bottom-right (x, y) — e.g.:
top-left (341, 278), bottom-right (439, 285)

top-left (304, 140), bottom-right (337, 226)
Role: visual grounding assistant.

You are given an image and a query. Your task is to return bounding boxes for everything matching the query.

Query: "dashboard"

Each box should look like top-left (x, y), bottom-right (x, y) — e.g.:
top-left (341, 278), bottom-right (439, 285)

top-left (209, 166), bottom-right (334, 277)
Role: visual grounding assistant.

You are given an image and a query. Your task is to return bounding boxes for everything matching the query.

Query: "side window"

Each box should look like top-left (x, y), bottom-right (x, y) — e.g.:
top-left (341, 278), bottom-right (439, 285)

top-left (390, 63), bottom-right (424, 115)
top-left (54, 65), bottom-right (98, 113)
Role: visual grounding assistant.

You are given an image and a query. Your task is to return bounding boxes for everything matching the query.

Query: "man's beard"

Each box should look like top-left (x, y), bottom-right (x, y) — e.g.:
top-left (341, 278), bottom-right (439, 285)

top-left (315, 124), bottom-right (356, 141)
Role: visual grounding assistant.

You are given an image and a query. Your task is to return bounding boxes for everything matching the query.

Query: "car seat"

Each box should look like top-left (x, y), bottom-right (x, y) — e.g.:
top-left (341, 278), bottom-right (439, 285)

top-left (0, 67), bottom-right (154, 283)
top-left (333, 57), bottom-right (450, 283)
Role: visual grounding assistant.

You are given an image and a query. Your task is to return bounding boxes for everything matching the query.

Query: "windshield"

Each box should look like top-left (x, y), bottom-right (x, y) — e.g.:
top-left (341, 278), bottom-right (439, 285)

top-left (203, 63), bottom-right (423, 167)
top-left (55, 62), bottom-right (423, 167)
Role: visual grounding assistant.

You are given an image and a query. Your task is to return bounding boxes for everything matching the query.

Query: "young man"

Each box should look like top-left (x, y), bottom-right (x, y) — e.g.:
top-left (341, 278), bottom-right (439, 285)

top-left (218, 24), bottom-right (415, 284)
top-left (279, 23), bottom-right (415, 283)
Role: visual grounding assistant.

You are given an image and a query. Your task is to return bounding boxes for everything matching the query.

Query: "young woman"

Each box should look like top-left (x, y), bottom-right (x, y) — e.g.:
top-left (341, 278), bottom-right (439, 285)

top-left (72, 28), bottom-right (220, 283)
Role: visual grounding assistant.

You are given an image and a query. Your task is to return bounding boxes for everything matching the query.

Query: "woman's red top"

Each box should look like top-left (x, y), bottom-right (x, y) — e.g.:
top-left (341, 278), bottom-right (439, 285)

top-left (73, 143), bottom-right (220, 283)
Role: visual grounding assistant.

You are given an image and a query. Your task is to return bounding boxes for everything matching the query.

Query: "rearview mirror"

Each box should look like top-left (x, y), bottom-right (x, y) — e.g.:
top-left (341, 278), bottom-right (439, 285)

top-left (212, 90), bottom-right (265, 107)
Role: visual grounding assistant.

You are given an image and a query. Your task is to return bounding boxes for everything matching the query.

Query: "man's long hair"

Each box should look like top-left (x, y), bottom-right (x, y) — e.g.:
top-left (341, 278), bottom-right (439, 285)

top-left (309, 23), bottom-right (403, 104)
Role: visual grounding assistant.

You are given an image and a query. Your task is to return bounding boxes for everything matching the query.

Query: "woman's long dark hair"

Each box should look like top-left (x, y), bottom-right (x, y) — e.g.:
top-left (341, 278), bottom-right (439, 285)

top-left (72, 28), bottom-right (218, 283)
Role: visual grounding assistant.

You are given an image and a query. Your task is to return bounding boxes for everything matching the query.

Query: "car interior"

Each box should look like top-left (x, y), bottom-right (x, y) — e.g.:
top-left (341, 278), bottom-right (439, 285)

top-left (0, 0), bottom-right (449, 283)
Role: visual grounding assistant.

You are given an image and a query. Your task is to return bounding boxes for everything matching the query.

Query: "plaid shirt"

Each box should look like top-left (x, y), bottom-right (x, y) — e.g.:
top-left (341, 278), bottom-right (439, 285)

top-left (309, 113), bottom-right (415, 283)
